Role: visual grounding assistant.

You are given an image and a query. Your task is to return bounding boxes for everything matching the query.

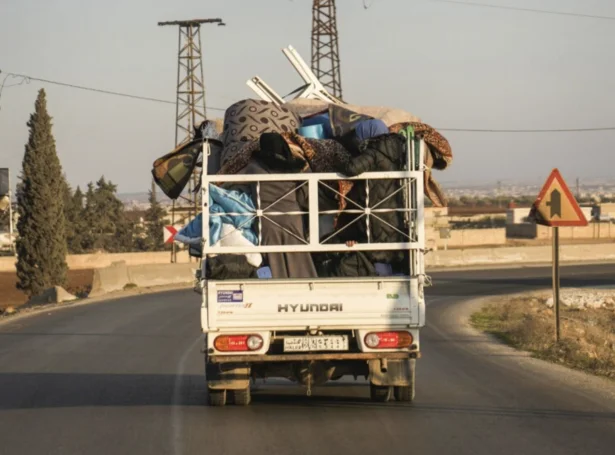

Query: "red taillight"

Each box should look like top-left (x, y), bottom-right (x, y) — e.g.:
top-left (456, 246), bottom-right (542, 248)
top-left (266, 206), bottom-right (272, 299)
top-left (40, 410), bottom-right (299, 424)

top-left (214, 335), bottom-right (263, 352)
top-left (364, 331), bottom-right (413, 349)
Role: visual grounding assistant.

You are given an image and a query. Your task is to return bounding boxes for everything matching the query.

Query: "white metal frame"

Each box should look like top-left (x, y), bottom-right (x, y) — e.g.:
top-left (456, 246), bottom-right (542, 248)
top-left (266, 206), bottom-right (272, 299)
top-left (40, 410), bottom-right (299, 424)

top-left (245, 76), bottom-right (285, 105)
top-left (246, 45), bottom-right (345, 105)
top-left (199, 136), bottom-right (427, 334)
top-left (199, 138), bottom-right (425, 260)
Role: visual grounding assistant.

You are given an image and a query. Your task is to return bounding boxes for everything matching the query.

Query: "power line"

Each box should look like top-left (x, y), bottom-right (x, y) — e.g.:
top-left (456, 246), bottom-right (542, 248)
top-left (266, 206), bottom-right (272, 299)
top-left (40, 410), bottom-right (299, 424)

top-left (0, 71), bottom-right (227, 111)
top-left (2, 70), bottom-right (615, 134)
top-left (426, 0), bottom-right (615, 21)
top-left (437, 127), bottom-right (615, 133)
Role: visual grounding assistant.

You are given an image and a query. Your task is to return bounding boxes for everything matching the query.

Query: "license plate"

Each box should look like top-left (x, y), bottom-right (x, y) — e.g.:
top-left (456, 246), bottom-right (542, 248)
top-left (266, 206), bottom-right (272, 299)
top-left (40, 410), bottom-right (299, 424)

top-left (283, 335), bottom-right (349, 352)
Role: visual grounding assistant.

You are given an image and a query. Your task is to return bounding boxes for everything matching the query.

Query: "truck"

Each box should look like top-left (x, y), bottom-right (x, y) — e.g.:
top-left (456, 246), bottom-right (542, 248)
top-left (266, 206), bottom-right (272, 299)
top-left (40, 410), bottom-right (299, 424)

top-left (197, 132), bottom-right (428, 406)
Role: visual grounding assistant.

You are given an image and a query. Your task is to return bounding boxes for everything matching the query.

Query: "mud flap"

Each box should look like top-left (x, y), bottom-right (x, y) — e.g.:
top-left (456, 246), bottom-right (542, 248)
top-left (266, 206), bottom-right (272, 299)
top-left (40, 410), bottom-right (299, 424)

top-left (206, 362), bottom-right (251, 390)
top-left (368, 358), bottom-right (414, 387)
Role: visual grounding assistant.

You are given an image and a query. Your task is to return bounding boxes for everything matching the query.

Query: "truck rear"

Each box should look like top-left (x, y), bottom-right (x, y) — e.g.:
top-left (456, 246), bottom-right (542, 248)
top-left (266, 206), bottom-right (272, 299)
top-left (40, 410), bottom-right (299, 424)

top-left (198, 134), bottom-right (428, 406)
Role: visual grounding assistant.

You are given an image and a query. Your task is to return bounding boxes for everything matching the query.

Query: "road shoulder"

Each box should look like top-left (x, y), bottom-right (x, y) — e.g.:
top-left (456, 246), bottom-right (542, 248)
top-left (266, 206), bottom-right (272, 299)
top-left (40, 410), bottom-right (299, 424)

top-left (0, 282), bottom-right (194, 327)
top-left (441, 293), bottom-right (615, 408)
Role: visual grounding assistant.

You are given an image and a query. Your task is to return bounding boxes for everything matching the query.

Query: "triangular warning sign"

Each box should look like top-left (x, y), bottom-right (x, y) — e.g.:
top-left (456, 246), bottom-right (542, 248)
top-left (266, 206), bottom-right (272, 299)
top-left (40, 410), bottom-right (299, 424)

top-left (163, 225), bottom-right (179, 244)
top-left (530, 169), bottom-right (588, 227)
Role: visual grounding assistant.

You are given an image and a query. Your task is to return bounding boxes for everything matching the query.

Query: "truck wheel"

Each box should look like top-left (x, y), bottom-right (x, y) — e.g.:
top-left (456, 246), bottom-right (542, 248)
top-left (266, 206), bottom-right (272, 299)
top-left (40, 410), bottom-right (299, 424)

top-left (370, 384), bottom-right (392, 402)
top-left (394, 359), bottom-right (416, 403)
top-left (230, 387), bottom-right (251, 406)
top-left (394, 386), bottom-right (414, 403)
top-left (207, 389), bottom-right (227, 407)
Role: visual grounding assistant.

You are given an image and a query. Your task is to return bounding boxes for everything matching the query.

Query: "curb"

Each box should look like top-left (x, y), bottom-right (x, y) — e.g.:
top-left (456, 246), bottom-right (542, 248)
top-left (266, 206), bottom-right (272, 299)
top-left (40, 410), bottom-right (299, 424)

top-left (426, 259), bottom-right (615, 272)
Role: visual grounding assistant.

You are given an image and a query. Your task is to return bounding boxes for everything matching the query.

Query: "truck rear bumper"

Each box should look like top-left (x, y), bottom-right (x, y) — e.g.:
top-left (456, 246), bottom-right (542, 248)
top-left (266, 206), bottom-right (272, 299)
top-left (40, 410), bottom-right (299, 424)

top-left (208, 351), bottom-right (420, 363)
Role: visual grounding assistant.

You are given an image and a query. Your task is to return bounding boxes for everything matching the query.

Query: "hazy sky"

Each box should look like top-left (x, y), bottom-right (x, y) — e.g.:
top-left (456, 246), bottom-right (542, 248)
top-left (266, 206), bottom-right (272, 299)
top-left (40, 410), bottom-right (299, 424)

top-left (1, 0), bottom-right (614, 194)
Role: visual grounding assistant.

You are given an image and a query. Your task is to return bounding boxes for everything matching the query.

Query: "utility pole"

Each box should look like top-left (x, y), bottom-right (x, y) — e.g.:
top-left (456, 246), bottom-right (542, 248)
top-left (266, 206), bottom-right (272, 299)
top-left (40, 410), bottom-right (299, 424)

top-left (158, 18), bottom-right (225, 262)
top-left (0, 168), bottom-right (13, 254)
top-left (311, 0), bottom-right (343, 99)
top-left (576, 177), bottom-right (580, 200)
top-left (8, 173), bottom-right (13, 255)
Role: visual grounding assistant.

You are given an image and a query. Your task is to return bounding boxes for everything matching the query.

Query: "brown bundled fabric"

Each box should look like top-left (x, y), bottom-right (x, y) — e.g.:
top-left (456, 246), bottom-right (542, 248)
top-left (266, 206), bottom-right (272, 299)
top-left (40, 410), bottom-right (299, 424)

top-left (423, 151), bottom-right (448, 208)
top-left (284, 100), bottom-right (452, 207)
top-left (217, 97), bottom-right (452, 207)
top-left (220, 99), bottom-right (300, 167)
top-left (217, 132), bottom-right (355, 211)
top-left (218, 139), bottom-right (260, 175)
top-left (282, 133), bottom-right (354, 211)
top-left (283, 99), bottom-right (422, 126)
top-left (389, 122), bottom-right (452, 207)
top-left (389, 122), bottom-right (452, 170)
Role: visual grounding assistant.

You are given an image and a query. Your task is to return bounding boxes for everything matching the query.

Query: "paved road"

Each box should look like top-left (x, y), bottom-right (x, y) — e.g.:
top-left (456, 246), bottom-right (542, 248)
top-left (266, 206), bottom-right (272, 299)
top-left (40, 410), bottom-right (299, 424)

top-left (1, 264), bottom-right (614, 455)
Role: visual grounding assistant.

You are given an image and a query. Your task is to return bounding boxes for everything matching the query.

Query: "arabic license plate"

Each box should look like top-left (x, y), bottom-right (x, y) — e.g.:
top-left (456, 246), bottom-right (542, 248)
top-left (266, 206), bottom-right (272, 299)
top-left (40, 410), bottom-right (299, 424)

top-left (283, 336), bottom-right (349, 352)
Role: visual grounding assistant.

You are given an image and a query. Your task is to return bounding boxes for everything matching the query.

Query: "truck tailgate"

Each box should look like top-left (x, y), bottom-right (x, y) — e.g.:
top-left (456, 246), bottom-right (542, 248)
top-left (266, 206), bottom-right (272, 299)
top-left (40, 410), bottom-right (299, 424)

top-left (205, 278), bottom-right (423, 329)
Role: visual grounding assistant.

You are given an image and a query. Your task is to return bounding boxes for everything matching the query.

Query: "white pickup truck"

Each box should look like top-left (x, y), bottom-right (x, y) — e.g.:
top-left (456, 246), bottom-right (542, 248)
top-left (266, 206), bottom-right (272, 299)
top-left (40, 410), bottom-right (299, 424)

top-left (198, 134), bottom-right (428, 406)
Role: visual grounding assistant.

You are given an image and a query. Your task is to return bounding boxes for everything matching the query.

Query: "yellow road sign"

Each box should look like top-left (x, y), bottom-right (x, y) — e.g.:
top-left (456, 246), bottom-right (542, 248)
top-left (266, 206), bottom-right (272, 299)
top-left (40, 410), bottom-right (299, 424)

top-left (531, 169), bottom-right (588, 227)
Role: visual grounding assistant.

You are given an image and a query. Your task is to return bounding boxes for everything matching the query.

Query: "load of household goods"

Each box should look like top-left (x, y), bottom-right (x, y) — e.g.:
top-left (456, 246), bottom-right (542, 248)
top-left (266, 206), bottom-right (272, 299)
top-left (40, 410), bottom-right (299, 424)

top-left (152, 98), bottom-right (453, 281)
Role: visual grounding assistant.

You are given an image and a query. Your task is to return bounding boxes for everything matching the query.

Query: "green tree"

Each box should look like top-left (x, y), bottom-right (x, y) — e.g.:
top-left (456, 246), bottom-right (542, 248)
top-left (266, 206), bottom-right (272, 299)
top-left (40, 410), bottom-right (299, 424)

top-left (15, 89), bottom-right (68, 296)
top-left (0, 207), bottom-right (8, 231)
top-left (143, 189), bottom-right (166, 251)
top-left (459, 196), bottom-right (473, 206)
top-left (64, 183), bottom-right (86, 254)
top-left (81, 182), bottom-right (98, 251)
top-left (82, 177), bottom-right (133, 252)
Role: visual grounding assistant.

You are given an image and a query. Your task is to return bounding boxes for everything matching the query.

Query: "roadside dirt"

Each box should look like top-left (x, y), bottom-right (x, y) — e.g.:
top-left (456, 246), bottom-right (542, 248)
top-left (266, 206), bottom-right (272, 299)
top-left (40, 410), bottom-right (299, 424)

top-left (471, 293), bottom-right (615, 380)
top-left (0, 269), bottom-right (94, 309)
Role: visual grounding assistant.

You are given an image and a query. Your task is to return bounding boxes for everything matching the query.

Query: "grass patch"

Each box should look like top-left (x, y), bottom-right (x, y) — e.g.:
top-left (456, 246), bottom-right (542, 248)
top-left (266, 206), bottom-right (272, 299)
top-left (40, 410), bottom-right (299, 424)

top-left (123, 283), bottom-right (138, 290)
top-left (471, 296), bottom-right (615, 380)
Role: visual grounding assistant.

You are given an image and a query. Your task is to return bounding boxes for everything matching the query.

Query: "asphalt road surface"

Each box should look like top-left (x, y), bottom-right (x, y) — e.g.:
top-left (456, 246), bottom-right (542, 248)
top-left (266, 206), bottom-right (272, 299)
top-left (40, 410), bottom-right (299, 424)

top-left (1, 264), bottom-right (614, 455)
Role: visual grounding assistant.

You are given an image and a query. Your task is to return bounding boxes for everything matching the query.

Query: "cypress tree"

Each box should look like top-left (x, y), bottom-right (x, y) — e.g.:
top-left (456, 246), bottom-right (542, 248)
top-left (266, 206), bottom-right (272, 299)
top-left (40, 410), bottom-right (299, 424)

top-left (16, 89), bottom-right (68, 296)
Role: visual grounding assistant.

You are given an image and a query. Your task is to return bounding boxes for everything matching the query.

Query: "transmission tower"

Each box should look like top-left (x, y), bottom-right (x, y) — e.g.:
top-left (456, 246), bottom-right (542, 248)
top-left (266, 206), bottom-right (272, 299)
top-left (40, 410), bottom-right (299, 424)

top-left (158, 18), bottom-right (224, 262)
top-left (311, 0), bottom-right (343, 100)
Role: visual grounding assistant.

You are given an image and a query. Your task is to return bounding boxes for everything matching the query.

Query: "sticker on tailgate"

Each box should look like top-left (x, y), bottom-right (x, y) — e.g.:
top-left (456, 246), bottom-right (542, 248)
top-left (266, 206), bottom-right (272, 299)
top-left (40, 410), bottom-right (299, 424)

top-left (217, 290), bottom-right (243, 303)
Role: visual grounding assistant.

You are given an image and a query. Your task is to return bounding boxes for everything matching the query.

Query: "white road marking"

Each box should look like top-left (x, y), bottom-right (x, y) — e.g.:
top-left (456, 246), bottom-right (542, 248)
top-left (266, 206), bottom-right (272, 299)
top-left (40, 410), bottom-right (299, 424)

top-left (171, 335), bottom-right (202, 455)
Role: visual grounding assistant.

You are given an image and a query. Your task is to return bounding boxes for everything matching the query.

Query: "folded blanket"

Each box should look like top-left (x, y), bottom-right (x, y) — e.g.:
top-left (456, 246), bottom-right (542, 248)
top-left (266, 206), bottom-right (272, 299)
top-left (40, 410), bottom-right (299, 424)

top-left (217, 132), bottom-right (355, 212)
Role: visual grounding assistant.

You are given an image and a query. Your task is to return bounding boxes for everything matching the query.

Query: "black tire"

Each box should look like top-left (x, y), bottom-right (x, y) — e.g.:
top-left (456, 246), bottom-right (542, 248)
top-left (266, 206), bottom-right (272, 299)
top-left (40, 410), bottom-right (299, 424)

top-left (394, 386), bottom-right (414, 403)
top-left (394, 359), bottom-right (416, 403)
top-left (230, 387), bottom-right (251, 406)
top-left (370, 384), bottom-right (392, 402)
top-left (208, 388), bottom-right (227, 407)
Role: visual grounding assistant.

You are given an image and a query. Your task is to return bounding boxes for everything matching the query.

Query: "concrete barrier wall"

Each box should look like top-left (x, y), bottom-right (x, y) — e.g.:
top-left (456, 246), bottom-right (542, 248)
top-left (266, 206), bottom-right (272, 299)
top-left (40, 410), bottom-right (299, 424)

top-left (426, 228), bottom-right (506, 249)
top-left (0, 256), bottom-right (15, 272)
top-left (89, 261), bottom-right (130, 296)
top-left (3, 241), bottom-right (615, 279)
top-left (127, 263), bottom-right (196, 289)
top-left (506, 223), bottom-right (537, 239)
top-left (449, 228), bottom-right (506, 247)
top-left (507, 223), bottom-right (615, 240)
top-left (67, 251), bottom-right (192, 270)
top-left (535, 224), bottom-right (615, 241)
top-left (425, 243), bottom-right (615, 268)
top-left (0, 251), bottom-right (193, 272)
top-left (89, 261), bottom-right (196, 297)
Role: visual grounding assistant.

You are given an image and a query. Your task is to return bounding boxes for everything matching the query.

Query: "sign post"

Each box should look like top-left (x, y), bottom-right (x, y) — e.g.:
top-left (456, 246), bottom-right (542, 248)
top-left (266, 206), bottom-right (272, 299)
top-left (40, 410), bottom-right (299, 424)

top-left (530, 169), bottom-right (587, 342)
top-left (552, 226), bottom-right (560, 341)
